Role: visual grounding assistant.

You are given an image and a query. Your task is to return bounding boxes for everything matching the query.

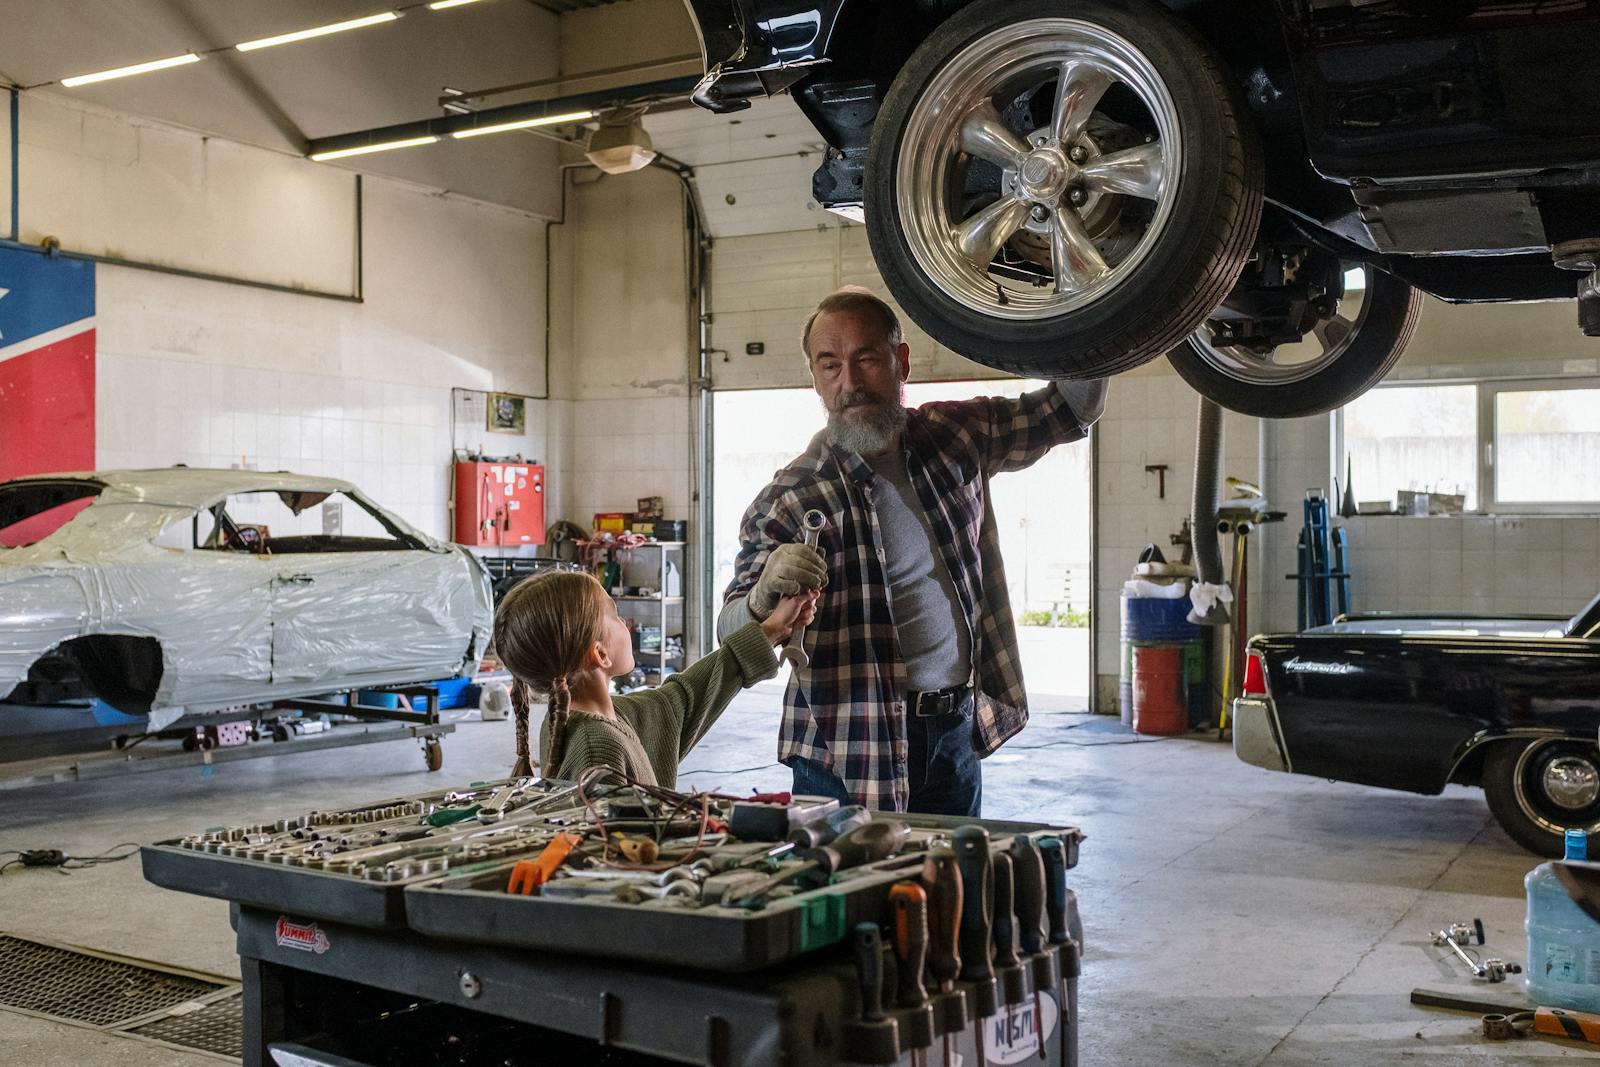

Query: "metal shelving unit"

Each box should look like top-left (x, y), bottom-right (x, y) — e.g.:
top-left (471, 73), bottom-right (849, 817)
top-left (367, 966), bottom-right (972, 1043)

top-left (610, 541), bottom-right (686, 685)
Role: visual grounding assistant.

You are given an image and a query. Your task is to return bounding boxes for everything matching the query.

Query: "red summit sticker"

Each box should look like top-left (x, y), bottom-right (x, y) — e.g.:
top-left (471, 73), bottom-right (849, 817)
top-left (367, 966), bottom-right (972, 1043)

top-left (275, 916), bottom-right (331, 955)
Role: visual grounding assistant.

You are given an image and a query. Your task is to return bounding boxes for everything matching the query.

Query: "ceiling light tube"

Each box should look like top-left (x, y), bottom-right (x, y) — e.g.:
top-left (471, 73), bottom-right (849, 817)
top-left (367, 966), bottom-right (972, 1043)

top-left (310, 135), bottom-right (438, 162)
top-left (427, 0), bottom-right (488, 8)
top-left (236, 12), bottom-right (399, 53)
top-left (60, 53), bottom-right (201, 88)
top-left (451, 110), bottom-right (596, 139)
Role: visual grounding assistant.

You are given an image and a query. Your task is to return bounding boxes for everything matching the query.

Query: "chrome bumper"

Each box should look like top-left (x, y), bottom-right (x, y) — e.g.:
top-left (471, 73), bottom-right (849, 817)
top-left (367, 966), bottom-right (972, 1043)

top-left (1232, 696), bottom-right (1291, 774)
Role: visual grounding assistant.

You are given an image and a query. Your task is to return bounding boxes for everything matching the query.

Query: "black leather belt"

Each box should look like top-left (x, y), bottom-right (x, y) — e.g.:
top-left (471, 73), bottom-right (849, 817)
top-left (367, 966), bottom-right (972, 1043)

top-left (906, 685), bottom-right (970, 718)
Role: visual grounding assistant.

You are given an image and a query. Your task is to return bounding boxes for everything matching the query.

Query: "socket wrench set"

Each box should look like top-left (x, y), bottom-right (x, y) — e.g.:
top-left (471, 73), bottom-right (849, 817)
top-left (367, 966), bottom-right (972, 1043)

top-left (141, 771), bottom-right (1081, 971)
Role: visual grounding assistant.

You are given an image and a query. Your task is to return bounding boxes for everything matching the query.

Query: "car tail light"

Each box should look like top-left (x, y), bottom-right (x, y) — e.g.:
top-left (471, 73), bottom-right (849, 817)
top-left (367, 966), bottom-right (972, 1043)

top-left (1242, 650), bottom-right (1268, 697)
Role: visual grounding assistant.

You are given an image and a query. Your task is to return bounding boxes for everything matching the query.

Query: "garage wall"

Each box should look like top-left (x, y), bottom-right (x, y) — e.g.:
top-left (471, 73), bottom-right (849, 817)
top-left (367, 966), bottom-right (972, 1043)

top-left (7, 92), bottom-right (554, 541)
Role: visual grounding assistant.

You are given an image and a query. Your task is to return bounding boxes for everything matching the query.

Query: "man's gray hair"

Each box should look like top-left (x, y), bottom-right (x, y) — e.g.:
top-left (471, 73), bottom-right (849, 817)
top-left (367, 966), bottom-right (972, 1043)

top-left (800, 286), bottom-right (903, 358)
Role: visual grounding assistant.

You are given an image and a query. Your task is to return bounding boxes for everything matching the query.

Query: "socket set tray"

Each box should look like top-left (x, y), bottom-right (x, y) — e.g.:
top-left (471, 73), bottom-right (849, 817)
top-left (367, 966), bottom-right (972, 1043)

top-left (142, 771), bottom-right (1081, 972)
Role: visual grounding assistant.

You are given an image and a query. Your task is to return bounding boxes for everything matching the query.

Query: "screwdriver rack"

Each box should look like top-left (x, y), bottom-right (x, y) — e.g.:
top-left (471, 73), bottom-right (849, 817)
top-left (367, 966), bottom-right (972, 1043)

top-left (142, 775), bottom-right (1084, 1067)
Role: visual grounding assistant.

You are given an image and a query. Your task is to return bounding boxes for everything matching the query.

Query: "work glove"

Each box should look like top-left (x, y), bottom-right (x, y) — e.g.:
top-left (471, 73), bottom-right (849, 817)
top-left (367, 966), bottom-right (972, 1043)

top-left (747, 542), bottom-right (827, 620)
top-left (1057, 377), bottom-right (1109, 426)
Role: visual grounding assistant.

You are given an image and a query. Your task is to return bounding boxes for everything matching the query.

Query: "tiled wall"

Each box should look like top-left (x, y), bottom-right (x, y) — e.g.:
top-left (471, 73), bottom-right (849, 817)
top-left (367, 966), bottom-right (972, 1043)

top-left (96, 356), bottom-right (475, 541)
top-left (562, 395), bottom-right (694, 529)
top-left (1303, 515), bottom-right (1599, 620)
top-left (1093, 368), bottom-right (1266, 706)
top-left (82, 179), bottom-right (549, 543)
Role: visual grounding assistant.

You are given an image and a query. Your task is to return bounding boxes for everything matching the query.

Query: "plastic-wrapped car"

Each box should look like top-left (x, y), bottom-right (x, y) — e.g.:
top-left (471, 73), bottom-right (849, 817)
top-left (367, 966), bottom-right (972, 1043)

top-left (0, 469), bottom-right (493, 725)
top-left (684, 0), bottom-right (1600, 417)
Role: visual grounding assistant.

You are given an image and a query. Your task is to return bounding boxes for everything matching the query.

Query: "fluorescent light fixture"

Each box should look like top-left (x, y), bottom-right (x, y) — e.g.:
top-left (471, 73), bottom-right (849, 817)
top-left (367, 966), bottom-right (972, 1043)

top-left (236, 11), bottom-right (399, 52)
top-left (60, 53), bottom-right (201, 88)
top-left (310, 135), bottom-right (438, 162)
top-left (452, 110), bottom-right (596, 139)
top-left (427, 0), bottom-right (487, 8)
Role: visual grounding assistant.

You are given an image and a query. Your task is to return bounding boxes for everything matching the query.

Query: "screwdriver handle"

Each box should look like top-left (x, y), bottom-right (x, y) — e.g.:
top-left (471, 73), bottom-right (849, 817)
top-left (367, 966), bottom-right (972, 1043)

top-left (920, 847), bottom-right (963, 990)
top-left (1039, 835), bottom-right (1070, 945)
top-left (991, 850), bottom-right (1019, 970)
top-left (1008, 836), bottom-right (1047, 957)
top-left (953, 826), bottom-right (994, 983)
top-left (889, 881), bottom-right (930, 1008)
top-left (853, 922), bottom-right (886, 1022)
top-left (834, 820), bottom-right (910, 870)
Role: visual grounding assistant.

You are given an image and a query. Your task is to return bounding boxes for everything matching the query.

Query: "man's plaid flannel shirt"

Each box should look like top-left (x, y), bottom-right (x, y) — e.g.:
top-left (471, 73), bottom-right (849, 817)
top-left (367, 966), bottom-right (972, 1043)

top-left (723, 384), bottom-right (1087, 809)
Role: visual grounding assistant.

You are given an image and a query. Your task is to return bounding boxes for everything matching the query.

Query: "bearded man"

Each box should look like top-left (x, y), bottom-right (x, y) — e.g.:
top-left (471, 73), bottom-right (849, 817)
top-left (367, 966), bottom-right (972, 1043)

top-left (717, 287), bottom-right (1107, 814)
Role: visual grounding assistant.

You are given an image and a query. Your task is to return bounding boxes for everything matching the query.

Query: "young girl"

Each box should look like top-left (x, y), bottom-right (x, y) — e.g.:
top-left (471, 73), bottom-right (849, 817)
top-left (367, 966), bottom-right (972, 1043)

top-left (494, 570), bottom-right (817, 785)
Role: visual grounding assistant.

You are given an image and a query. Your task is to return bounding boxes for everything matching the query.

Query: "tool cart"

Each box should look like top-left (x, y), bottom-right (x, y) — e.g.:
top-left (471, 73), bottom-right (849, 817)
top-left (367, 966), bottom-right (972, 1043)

top-left (142, 774), bottom-right (1085, 1066)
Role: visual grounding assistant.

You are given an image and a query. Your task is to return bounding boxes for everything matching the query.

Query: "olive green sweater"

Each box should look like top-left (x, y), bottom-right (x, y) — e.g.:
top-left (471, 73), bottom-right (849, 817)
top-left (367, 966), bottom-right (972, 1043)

top-left (539, 622), bottom-right (779, 788)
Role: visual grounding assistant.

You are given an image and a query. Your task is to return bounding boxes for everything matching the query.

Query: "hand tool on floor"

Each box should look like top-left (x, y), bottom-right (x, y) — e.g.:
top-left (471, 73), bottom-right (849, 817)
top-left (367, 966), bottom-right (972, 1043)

top-left (1008, 835), bottom-right (1050, 1055)
top-left (889, 881), bottom-right (935, 1067)
top-left (506, 831), bottom-right (583, 894)
top-left (992, 850), bottom-right (1027, 1006)
top-left (726, 820), bottom-right (908, 907)
top-left (781, 509), bottom-right (828, 669)
top-left (921, 846), bottom-right (964, 1067)
top-left (1432, 918), bottom-right (1519, 983)
top-left (1534, 1006), bottom-right (1600, 1043)
top-left (954, 824), bottom-right (998, 1038)
top-left (844, 922), bottom-right (900, 1064)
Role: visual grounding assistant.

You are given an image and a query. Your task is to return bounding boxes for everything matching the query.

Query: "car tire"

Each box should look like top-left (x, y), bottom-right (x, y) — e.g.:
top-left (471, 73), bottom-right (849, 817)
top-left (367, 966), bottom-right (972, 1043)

top-left (1168, 264), bottom-right (1423, 418)
top-left (1483, 739), bottom-right (1600, 857)
top-left (864, 0), bottom-right (1263, 379)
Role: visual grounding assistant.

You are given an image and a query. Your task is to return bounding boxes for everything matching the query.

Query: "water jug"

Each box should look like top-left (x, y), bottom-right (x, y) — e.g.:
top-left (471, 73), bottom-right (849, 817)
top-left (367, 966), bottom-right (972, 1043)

top-left (1526, 830), bottom-right (1600, 1010)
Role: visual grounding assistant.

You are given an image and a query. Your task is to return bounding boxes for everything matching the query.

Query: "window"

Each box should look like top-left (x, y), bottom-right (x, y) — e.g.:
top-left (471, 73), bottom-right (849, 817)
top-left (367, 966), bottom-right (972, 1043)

top-left (1341, 384), bottom-right (1478, 510)
top-left (0, 480), bottom-right (103, 547)
top-left (1341, 377), bottom-right (1600, 514)
top-left (162, 489), bottom-right (422, 554)
top-left (1489, 382), bottom-right (1600, 508)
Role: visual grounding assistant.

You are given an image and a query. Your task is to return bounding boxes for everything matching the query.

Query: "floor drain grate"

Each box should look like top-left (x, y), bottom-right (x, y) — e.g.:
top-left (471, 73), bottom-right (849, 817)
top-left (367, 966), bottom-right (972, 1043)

top-left (0, 933), bottom-right (243, 1060)
top-left (128, 989), bottom-right (244, 1059)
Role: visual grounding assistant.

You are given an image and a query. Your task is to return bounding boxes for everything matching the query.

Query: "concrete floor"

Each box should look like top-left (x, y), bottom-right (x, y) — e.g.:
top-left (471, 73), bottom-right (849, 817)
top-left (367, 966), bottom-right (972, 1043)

top-left (2, 683), bottom-right (1596, 1065)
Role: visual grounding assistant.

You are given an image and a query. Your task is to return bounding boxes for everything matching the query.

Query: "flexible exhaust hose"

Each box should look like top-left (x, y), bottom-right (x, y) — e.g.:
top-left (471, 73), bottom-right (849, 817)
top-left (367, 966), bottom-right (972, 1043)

top-left (1191, 396), bottom-right (1230, 625)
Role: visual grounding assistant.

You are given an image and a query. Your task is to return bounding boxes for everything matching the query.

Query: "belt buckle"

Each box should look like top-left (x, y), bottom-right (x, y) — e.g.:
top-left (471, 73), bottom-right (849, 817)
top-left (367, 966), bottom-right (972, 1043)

top-left (915, 690), bottom-right (953, 718)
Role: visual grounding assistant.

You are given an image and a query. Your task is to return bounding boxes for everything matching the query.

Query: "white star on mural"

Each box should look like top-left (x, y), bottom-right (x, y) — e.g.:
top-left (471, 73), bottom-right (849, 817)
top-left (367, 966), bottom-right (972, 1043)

top-left (0, 287), bottom-right (9, 340)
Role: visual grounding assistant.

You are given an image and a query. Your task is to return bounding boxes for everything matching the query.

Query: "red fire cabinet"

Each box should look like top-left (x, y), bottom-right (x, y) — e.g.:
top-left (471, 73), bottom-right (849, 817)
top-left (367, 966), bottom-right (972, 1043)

top-left (453, 462), bottom-right (544, 547)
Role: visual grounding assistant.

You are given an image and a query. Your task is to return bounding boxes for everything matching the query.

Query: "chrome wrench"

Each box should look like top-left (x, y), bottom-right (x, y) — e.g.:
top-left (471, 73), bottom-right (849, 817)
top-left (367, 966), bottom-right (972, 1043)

top-left (781, 509), bottom-right (828, 669)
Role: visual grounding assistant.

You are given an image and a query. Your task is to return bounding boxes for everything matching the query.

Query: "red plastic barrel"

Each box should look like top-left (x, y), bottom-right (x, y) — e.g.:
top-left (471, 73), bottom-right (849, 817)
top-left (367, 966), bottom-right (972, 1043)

top-left (1132, 645), bottom-right (1188, 736)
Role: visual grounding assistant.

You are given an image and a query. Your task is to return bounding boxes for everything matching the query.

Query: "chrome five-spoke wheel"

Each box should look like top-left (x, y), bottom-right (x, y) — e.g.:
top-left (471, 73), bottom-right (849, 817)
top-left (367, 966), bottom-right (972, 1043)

top-left (865, 0), bottom-right (1263, 381)
top-left (896, 20), bottom-right (1180, 318)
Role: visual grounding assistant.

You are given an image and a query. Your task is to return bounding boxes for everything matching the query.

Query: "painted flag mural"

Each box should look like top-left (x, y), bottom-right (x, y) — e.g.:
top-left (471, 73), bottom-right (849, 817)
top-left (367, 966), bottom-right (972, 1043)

top-left (0, 245), bottom-right (96, 481)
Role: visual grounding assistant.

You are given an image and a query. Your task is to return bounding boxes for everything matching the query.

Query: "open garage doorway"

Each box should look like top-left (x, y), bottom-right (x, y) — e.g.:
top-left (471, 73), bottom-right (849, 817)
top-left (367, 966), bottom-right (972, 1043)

top-left (710, 380), bottom-right (1093, 711)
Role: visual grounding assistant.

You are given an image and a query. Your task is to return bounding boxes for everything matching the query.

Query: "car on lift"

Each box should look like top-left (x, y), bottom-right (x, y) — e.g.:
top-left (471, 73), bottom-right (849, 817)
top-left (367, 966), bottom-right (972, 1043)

top-left (0, 469), bottom-right (493, 728)
top-left (683, 0), bottom-right (1600, 418)
top-left (1232, 593), bottom-right (1600, 857)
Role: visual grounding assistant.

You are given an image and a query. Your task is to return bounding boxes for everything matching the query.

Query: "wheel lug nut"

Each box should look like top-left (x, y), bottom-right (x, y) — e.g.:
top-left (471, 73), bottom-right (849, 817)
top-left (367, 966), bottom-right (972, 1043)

top-left (1069, 145), bottom-right (1088, 164)
top-left (1030, 204), bottom-right (1050, 222)
top-left (1069, 188), bottom-right (1087, 206)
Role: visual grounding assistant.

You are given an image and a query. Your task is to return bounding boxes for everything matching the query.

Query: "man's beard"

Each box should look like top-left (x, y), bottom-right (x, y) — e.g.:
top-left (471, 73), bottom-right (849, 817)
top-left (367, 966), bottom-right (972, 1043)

top-left (826, 387), bottom-right (908, 455)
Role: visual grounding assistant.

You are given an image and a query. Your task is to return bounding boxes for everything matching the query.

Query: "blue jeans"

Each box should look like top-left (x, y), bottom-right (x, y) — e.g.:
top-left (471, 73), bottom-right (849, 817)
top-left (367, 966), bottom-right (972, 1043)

top-left (787, 695), bottom-right (982, 816)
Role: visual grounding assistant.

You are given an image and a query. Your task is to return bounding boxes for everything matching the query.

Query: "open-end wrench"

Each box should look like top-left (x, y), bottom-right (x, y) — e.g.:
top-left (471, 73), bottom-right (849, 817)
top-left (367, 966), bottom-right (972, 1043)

top-left (781, 509), bottom-right (828, 669)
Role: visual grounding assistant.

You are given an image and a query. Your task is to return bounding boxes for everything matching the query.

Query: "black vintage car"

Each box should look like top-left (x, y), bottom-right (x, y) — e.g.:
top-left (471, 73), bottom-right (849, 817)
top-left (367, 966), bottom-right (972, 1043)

top-left (682, 0), bottom-right (1600, 417)
top-left (1233, 592), bottom-right (1600, 856)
